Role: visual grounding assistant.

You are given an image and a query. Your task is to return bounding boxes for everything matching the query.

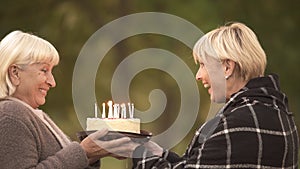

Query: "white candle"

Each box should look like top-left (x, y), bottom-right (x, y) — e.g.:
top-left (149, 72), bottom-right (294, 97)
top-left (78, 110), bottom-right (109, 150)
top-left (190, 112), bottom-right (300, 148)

top-left (116, 104), bottom-right (120, 118)
top-left (113, 104), bottom-right (117, 118)
top-left (101, 102), bottom-right (106, 118)
top-left (128, 103), bottom-right (133, 118)
top-left (114, 104), bottom-right (120, 118)
top-left (94, 102), bottom-right (98, 118)
top-left (131, 103), bottom-right (134, 118)
top-left (121, 103), bottom-right (126, 118)
top-left (108, 100), bottom-right (113, 118)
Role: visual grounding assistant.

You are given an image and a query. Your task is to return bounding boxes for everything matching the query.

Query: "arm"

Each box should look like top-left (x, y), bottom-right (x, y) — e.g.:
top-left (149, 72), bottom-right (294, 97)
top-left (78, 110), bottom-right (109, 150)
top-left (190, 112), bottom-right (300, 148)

top-left (132, 135), bottom-right (229, 169)
top-left (132, 116), bottom-right (229, 169)
top-left (132, 146), bottom-right (183, 168)
top-left (0, 115), bottom-right (89, 169)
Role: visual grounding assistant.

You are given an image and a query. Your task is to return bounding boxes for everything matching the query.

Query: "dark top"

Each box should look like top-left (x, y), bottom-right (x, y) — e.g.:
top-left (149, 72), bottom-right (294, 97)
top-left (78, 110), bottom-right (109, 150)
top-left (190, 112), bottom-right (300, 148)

top-left (133, 74), bottom-right (299, 168)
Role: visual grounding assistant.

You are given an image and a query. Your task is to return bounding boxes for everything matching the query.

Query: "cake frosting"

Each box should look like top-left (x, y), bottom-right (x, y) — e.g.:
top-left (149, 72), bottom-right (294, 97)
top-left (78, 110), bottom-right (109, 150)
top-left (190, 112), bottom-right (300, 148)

top-left (87, 101), bottom-right (140, 133)
top-left (86, 118), bottom-right (140, 133)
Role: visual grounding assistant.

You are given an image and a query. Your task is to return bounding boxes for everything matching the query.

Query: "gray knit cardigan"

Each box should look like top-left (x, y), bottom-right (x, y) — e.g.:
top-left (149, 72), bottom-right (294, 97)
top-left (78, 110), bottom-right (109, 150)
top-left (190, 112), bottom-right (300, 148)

top-left (0, 99), bottom-right (99, 169)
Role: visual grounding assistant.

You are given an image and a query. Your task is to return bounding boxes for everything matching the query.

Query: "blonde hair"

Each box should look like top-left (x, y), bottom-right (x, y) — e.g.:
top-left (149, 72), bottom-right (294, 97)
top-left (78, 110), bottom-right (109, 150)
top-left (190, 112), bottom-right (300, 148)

top-left (0, 30), bottom-right (59, 98)
top-left (193, 22), bottom-right (266, 81)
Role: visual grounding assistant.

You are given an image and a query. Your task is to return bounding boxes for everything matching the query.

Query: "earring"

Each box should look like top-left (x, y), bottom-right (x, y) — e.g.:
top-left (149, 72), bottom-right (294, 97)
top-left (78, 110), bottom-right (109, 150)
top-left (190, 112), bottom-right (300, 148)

top-left (225, 74), bottom-right (231, 80)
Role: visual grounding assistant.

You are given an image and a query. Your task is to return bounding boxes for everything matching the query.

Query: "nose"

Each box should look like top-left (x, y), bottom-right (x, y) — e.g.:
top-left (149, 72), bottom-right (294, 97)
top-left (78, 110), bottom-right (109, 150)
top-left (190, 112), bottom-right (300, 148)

top-left (195, 68), bottom-right (202, 81)
top-left (46, 73), bottom-right (56, 88)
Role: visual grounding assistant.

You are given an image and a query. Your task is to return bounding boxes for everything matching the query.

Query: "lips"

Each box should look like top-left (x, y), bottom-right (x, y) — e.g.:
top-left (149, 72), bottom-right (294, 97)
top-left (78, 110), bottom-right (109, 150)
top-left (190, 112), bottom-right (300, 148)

top-left (203, 83), bottom-right (212, 95)
top-left (39, 88), bottom-right (48, 96)
top-left (203, 84), bottom-right (210, 88)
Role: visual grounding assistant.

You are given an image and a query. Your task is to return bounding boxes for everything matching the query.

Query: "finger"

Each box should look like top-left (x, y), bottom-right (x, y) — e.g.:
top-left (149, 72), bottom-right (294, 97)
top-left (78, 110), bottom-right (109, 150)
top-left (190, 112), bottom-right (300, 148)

top-left (111, 153), bottom-right (128, 160)
top-left (113, 156), bottom-right (127, 160)
top-left (95, 137), bottom-right (131, 150)
top-left (144, 141), bottom-right (159, 149)
top-left (107, 142), bottom-right (140, 156)
top-left (143, 141), bottom-right (154, 148)
top-left (89, 128), bottom-right (109, 140)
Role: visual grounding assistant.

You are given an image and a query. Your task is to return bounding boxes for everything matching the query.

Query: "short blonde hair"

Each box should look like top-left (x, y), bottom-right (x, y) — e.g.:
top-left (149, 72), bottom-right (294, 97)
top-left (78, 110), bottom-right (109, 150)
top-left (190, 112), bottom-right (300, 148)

top-left (0, 30), bottom-right (59, 98)
top-left (193, 22), bottom-right (266, 81)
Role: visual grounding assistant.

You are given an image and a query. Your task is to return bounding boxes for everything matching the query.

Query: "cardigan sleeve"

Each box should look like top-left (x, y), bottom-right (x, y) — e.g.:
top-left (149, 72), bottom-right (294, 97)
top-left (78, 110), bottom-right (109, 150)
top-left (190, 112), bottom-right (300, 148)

top-left (0, 114), bottom-right (90, 169)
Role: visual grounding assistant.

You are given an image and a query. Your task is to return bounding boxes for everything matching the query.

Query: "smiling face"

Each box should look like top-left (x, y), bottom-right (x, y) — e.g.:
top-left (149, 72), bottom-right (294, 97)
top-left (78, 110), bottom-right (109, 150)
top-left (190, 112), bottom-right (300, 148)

top-left (195, 56), bottom-right (247, 103)
top-left (195, 56), bottom-right (228, 103)
top-left (10, 62), bottom-right (56, 108)
top-left (193, 22), bottom-right (261, 102)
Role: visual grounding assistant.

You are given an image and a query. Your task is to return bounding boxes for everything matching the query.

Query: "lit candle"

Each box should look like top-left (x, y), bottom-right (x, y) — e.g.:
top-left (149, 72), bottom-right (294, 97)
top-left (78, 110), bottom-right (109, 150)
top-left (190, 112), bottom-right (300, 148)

top-left (94, 102), bottom-right (98, 118)
top-left (116, 104), bottom-right (120, 118)
top-left (131, 103), bottom-right (134, 118)
top-left (113, 104), bottom-right (120, 118)
top-left (108, 100), bottom-right (113, 118)
top-left (121, 103), bottom-right (126, 118)
top-left (113, 104), bottom-right (117, 118)
top-left (101, 102), bottom-right (106, 118)
top-left (128, 103), bottom-right (133, 118)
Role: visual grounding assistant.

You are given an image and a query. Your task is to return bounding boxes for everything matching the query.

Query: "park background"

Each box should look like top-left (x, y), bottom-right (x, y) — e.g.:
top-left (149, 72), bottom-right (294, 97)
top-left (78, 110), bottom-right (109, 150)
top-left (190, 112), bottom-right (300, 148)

top-left (1, 0), bottom-right (299, 168)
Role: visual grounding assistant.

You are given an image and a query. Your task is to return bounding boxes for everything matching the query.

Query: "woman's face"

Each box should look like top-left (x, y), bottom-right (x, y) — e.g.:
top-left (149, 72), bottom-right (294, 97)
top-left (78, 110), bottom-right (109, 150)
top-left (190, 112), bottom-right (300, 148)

top-left (12, 62), bottom-right (56, 108)
top-left (195, 57), bottom-right (227, 103)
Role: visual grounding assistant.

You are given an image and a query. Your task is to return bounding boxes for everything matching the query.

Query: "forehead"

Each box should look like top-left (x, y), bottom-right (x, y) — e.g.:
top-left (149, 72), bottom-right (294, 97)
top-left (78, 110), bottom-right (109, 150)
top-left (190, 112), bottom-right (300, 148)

top-left (32, 62), bottom-right (51, 66)
top-left (193, 52), bottom-right (203, 63)
top-left (23, 62), bottom-right (55, 70)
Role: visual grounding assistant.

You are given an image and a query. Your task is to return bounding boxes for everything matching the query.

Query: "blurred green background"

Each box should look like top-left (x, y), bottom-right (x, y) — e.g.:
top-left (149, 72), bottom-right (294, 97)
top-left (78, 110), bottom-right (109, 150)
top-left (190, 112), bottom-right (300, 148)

top-left (1, 0), bottom-right (299, 168)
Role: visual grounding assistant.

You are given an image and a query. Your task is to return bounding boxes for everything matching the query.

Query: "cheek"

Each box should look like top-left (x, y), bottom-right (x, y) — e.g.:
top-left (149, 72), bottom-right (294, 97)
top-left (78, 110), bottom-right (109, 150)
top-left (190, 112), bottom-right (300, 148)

top-left (201, 68), bottom-right (210, 80)
top-left (35, 73), bottom-right (47, 82)
top-left (196, 67), bottom-right (208, 80)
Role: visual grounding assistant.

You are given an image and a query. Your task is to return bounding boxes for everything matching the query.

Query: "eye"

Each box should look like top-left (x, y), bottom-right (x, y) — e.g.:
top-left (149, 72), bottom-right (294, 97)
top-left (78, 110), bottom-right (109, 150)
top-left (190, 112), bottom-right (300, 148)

top-left (199, 62), bottom-right (205, 68)
top-left (41, 68), bottom-right (48, 73)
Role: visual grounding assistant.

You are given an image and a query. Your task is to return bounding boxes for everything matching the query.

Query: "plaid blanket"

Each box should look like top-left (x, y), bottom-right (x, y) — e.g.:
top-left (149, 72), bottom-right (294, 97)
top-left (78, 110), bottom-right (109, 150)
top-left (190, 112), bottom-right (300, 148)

top-left (133, 74), bottom-right (299, 169)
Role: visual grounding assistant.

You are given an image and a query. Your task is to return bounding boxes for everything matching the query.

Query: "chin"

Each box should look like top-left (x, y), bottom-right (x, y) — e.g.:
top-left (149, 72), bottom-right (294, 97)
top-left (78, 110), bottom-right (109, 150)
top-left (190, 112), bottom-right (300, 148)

top-left (211, 94), bottom-right (226, 103)
top-left (37, 99), bottom-right (46, 106)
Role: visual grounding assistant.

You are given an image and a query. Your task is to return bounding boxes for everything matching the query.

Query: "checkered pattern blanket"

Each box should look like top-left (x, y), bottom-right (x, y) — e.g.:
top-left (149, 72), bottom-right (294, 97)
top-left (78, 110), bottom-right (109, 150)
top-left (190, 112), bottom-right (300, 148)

top-left (133, 74), bottom-right (299, 169)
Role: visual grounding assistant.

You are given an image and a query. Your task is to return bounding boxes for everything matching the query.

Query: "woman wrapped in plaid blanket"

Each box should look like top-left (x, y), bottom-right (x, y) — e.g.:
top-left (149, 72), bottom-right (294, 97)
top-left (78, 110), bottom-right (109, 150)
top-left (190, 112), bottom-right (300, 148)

top-left (123, 22), bottom-right (299, 168)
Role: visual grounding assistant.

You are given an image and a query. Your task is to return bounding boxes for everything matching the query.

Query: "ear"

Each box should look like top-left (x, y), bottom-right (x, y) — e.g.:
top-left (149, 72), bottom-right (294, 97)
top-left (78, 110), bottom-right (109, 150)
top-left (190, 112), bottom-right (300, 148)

top-left (8, 65), bottom-right (21, 86)
top-left (223, 59), bottom-right (235, 79)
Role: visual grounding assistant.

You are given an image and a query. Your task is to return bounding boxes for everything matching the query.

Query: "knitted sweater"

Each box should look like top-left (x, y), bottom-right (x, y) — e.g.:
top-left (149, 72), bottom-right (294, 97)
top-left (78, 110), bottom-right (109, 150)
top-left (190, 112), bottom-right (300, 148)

top-left (133, 74), bottom-right (299, 168)
top-left (0, 99), bottom-right (98, 169)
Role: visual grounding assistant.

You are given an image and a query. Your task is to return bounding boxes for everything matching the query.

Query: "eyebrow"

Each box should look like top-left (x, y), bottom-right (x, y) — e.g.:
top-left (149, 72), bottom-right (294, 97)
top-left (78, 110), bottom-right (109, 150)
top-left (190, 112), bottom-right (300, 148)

top-left (33, 62), bottom-right (51, 67)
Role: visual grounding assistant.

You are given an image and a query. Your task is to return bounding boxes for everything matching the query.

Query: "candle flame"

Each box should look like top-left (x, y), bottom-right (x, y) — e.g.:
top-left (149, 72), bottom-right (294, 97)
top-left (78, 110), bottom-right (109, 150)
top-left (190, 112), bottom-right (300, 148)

top-left (107, 100), bottom-right (113, 105)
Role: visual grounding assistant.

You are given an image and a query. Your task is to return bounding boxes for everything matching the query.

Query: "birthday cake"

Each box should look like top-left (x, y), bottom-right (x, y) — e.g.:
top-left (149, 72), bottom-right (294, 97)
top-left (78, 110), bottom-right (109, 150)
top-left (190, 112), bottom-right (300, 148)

top-left (86, 101), bottom-right (141, 134)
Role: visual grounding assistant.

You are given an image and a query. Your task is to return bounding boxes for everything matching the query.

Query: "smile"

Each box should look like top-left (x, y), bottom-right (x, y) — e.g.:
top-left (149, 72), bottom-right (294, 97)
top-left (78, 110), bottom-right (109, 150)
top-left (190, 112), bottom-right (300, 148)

top-left (203, 84), bottom-right (210, 88)
top-left (39, 88), bottom-right (48, 95)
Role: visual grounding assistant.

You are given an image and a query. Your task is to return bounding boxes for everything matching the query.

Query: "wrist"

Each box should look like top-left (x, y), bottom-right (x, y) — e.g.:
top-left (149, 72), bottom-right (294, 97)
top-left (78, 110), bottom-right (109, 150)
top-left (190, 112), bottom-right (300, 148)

top-left (133, 145), bottom-right (153, 158)
top-left (153, 147), bottom-right (163, 157)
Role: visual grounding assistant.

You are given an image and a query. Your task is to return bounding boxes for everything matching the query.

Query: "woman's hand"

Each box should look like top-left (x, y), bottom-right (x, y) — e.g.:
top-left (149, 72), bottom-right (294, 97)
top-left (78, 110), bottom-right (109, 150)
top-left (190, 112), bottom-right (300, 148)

top-left (143, 141), bottom-right (163, 157)
top-left (80, 129), bottom-right (140, 164)
top-left (109, 139), bottom-right (141, 158)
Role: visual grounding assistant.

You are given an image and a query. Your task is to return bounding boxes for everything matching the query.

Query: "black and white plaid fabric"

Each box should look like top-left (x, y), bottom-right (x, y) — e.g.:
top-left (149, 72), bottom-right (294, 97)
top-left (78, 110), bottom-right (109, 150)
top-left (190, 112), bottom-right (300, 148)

top-left (133, 74), bottom-right (299, 169)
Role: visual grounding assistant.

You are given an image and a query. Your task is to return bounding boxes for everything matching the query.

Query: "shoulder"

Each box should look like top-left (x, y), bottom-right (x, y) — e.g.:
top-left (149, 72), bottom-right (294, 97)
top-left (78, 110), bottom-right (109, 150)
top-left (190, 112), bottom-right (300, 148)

top-left (0, 99), bottom-right (31, 113)
top-left (220, 99), bottom-right (255, 127)
top-left (0, 99), bottom-right (35, 123)
top-left (0, 99), bottom-right (45, 147)
top-left (223, 98), bottom-right (284, 131)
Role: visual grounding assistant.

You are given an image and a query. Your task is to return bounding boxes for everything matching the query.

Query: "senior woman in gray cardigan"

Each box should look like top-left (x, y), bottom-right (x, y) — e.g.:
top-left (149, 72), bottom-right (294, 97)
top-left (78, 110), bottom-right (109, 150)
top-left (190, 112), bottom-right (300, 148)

top-left (0, 30), bottom-right (135, 168)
